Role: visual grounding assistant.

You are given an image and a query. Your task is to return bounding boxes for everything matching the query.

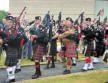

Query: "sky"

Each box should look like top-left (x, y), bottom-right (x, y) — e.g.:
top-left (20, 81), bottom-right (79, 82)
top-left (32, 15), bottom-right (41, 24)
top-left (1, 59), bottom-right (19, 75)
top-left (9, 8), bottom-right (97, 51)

top-left (0, 0), bottom-right (9, 11)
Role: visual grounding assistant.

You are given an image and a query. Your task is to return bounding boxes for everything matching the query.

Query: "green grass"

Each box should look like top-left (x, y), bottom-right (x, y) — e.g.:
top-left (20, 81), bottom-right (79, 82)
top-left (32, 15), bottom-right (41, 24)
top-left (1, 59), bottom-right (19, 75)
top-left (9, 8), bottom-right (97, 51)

top-left (20, 58), bottom-right (34, 66)
top-left (78, 53), bottom-right (85, 61)
top-left (0, 54), bottom-right (5, 67)
top-left (17, 70), bottom-right (108, 83)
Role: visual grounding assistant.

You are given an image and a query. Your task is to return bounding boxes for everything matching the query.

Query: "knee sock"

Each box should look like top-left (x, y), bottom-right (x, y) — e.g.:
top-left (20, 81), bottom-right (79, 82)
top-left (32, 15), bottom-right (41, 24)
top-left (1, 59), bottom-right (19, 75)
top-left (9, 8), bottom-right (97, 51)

top-left (66, 58), bottom-right (72, 70)
top-left (7, 67), bottom-right (15, 80)
top-left (83, 57), bottom-right (91, 70)
top-left (16, 59), bottom-right (21, 69)
top-left (72, 58), bottom-right (76, 64)
top-left (51, 56), bottom-right (55, 66)
top-left (35, 62), bottom-right (40, 74)
top-left (47, 57), bottom-right (51, 67)
top-left (62, 57), bottom-right (66, 66)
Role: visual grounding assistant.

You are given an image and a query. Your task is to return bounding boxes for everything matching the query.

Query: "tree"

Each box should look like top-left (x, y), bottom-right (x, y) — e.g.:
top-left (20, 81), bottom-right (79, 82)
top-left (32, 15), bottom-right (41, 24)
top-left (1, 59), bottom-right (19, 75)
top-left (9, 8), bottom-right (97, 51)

top-left (0, 10), bottom-right (8, 23)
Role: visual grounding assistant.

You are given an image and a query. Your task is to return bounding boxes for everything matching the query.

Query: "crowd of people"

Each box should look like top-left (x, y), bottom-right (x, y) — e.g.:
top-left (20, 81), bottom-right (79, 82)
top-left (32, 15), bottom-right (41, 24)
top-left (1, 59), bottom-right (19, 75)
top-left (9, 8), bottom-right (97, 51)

top-left (0, 12), bottom-right (108, 83)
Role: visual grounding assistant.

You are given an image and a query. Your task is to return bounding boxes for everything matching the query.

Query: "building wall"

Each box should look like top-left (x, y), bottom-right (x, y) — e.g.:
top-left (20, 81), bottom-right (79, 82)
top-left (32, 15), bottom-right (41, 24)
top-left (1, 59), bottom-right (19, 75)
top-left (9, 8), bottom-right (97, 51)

top-left (9, 0), bottom-right (95, 21)
top-left (95, 0), bottom-right (108, 21)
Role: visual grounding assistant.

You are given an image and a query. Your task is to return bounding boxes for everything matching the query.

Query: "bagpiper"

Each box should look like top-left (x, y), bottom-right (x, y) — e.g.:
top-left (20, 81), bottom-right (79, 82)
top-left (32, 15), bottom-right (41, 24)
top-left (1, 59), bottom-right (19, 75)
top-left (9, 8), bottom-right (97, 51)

top-left (30, 16), bottom-right (48, 79)
top-left (82, 18), bottom-right (95, 71)
top-left (103, 21), bottom-right (108, 62)
top-left (59, 17), bottom-right (77, 74)
top-left (93, 21), bottom-right (104, 63)
top-left (45, 20), bottom-right (58, 69)
top-left (4, 16), bottom-right (27, 83)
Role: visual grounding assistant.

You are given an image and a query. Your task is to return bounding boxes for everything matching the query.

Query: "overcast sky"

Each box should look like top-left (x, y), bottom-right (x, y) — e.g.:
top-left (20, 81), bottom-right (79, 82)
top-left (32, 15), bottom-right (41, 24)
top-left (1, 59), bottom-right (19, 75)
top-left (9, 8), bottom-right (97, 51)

top-left (0, 0), bottom-right (9, 11)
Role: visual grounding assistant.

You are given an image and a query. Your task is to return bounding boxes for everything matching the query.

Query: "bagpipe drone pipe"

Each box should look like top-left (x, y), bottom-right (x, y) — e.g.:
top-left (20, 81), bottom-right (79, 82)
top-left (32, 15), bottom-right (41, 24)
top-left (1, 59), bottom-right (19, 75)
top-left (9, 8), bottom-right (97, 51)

top-left (29, 24), bottom-right (50, 45)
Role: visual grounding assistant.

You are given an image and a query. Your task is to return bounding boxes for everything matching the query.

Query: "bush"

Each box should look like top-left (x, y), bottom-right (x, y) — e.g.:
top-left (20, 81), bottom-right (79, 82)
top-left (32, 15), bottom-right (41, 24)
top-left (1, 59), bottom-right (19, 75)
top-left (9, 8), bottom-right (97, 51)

top-left (0, 10), bottom-right (8, 23)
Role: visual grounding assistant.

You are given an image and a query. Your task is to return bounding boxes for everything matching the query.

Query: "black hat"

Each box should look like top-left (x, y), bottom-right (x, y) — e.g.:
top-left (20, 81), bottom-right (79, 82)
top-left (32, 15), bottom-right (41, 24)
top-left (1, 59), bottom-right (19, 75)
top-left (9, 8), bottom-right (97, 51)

top-left (85, 18), bottom-right (91, 21)
top-left (35, 16), bottom-right (41, 20)
top-left (6, 16), bottom-right (14, 21)
top-left (66, 17), bottom-right (73, 23)
top-left (6, 16), bottom-right (16, 24)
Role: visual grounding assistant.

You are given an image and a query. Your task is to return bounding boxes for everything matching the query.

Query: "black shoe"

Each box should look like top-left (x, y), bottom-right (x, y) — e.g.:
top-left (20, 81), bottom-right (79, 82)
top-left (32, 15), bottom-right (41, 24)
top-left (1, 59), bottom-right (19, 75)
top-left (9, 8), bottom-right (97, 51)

top-left (44, 65), bottom-right (50, 69)
top-left (88, 68), bottom-right (94, 70)
top-left (71, 63), bottom-right (76, 66)
top-left (106, 81), bottom-right (108, 83)
top-left (32, 73), bottom-right (40, 79)
top-left (63, 70), bottom-right (71, 74)
top-left (93, 62), bottom-right (97, 64)
top-left (50, 64), bottom-right (55, 68)
top-left (15, 69), bottom-right (21, 73)
top-left (5, 79), bottom-right (15, 83)
top-left (93, 62), bottom-right (99, 64)
top-left (81, 69), bottom-right (88, 72)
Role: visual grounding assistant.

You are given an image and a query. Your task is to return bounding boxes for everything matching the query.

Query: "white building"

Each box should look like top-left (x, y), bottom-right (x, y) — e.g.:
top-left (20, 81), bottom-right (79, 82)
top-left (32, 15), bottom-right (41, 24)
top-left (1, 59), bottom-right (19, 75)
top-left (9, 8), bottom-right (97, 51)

top-left (9, 0), bottom-right (108, 21)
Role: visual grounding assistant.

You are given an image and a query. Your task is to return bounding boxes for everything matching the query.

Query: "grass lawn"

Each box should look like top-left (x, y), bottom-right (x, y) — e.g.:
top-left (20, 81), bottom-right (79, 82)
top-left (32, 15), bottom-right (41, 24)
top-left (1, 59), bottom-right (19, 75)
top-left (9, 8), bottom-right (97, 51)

top-left (18, 69), bottom-right (108, 83)
top-left (0, 54), bottom-right (5, 67)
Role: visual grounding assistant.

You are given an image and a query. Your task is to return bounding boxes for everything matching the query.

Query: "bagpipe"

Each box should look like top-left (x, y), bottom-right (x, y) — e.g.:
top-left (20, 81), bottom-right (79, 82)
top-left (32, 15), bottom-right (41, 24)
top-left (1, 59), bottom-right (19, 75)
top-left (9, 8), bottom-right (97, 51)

top-left (83, 25), bottom-right (95, 44)
top-left (61, 12), bottom-right (84, 41)
top-left (94, 27), bottom-right (104, 42)
top-left (2, 24), bottom-right (27, 48)
top-left (29, 24), bottom-right (49, 45)
top-left (56, 12), bottom-right (62, 29)
top-left (16, 6), bottom-right (27, 29)
top-left (42, 11), bottom-right (53, 44)
top-left (1, 7), bottom-right (27, 49)
top-left (103, 17), bottom-right (108, 38)
top-left (74, 12), bottom-right (84, 26)
top-left (27, 11), bottom-right (52, 46)
top-left (56, 12), bottom-right (65, 34)
top-left (0, 30), bottom-right (8, 50)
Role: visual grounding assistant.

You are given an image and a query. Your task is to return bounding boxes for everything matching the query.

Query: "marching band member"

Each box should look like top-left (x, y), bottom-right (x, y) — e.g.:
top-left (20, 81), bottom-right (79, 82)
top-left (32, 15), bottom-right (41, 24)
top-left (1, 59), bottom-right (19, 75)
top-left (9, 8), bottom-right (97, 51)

top-left (59, 17), bottom-right (77, 74)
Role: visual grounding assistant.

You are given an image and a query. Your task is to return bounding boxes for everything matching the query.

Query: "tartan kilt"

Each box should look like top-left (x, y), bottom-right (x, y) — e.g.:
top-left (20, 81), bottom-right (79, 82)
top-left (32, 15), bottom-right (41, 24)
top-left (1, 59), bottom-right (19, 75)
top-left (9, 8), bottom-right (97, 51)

top-left (85, 41), bottom-right (94, 57)
top-left (33, 43), bottom-right (45, 61)
top-left (59, 41), bottom-right (77, 58)
top-left (5, 46), bottom-right (18, 67)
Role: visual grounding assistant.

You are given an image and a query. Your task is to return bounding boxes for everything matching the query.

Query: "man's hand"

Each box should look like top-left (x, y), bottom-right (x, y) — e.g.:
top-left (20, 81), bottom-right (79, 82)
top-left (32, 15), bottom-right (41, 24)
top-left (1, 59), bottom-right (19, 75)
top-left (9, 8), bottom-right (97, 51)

top-left (32, 35), bottom-right (37, 38)
top-left (58, 34), bottom-right (63, 38)
top-left (31, 35), bottom-right (37, 41)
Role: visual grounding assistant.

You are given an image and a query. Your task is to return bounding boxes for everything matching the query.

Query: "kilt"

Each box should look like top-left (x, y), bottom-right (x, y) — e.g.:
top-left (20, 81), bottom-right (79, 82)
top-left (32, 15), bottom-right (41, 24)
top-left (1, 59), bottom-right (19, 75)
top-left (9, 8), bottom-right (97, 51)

top-left (95, 42), bottom-right (104, 56)
top-left (49, 40), bottom-right (57, 56)
top-left (59, 41), bottom-right (77, 58)
top-left (5, 46), bottom-right (18, 67)
top-left (33, 43), bottom-right (45, 61)
top-left (85, 41), bottom-right (94, 57)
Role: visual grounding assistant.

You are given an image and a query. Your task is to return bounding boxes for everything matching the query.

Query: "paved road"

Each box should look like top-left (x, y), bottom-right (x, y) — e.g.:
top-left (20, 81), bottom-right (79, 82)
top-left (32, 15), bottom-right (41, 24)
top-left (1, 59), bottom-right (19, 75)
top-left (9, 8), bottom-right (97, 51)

top-left (0, 60), bottom-right (108, 83)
